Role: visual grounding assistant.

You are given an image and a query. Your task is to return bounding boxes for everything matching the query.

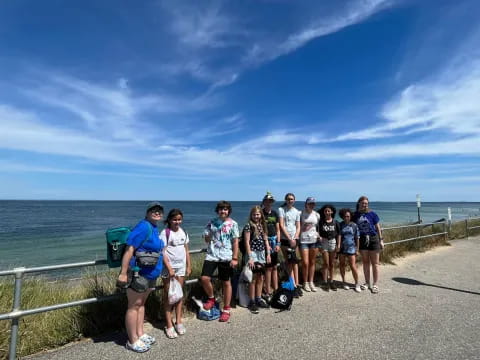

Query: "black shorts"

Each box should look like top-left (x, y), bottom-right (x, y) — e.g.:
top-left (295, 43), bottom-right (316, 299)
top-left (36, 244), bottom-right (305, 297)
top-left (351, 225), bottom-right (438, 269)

top-left (359, 234), bottom-right (381, 251)
top-left (201, 260), bottom-right (233, 281)
top-left (265, 252), bottom-right (279, 268)
top-left (252, 262), bottom-right (265, 274)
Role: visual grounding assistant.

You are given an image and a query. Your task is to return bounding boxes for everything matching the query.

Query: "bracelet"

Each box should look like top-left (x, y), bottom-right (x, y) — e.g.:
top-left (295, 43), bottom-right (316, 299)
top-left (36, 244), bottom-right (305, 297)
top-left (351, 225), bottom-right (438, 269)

top-left (232, 258), bottom-right (238, 261)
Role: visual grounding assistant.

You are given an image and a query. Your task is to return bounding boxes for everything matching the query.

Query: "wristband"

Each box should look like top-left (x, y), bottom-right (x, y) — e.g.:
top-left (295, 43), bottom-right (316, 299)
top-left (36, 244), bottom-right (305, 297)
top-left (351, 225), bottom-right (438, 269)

top-left (232, 258), bottom-right (238, 261)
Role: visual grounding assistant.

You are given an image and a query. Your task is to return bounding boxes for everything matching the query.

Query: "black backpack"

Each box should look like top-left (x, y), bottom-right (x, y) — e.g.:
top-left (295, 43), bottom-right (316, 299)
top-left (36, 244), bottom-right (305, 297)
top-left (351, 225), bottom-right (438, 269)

top-left (270, 287), bottom-right (294, 311)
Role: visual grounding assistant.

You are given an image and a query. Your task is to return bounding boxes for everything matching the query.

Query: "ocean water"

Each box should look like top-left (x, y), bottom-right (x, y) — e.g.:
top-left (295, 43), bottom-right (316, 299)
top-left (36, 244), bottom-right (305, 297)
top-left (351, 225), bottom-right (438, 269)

top-left (1, 200), bottom-right (479, 272)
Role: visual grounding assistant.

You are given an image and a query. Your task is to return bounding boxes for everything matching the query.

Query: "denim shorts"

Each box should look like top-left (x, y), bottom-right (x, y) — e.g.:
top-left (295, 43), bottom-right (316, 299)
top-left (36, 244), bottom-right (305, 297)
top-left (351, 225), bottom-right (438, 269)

top-left (320, 238), bottom-right (337, 252)
top-left (299, 242), bottom-right (321, 250)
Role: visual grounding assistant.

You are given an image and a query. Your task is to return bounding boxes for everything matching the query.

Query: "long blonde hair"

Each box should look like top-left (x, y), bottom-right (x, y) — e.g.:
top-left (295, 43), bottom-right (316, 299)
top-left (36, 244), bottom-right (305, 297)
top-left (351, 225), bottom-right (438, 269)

top-left (248, 205), bottom-right (267, 238)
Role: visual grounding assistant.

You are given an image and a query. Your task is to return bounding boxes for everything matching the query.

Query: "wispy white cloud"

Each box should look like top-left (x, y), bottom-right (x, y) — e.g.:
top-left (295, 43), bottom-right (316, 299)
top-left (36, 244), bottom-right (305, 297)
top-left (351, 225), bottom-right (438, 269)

top-left (159, 0), bottom-right (394, 87)
top-left (244, 0), bottom-right (392, 66)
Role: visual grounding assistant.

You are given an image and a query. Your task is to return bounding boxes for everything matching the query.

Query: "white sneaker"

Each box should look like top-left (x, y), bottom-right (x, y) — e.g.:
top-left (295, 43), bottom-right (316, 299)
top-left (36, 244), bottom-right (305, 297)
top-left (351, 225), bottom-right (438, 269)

top-left (303, 282), bottom-right (311, 292)
top-left (343, 283), bottom-right (350, 290)
top-left (354, 284), bottom-right (361, 293)
top-left (360, 283), bottom-right (370, 291)
top-left (309, 282), bottom-right (317, 292)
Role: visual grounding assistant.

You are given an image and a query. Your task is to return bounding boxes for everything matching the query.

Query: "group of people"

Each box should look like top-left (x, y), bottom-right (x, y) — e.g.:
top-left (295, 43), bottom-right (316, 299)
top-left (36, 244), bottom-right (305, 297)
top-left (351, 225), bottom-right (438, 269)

top-left (117, 193), bottom-right (384, 353)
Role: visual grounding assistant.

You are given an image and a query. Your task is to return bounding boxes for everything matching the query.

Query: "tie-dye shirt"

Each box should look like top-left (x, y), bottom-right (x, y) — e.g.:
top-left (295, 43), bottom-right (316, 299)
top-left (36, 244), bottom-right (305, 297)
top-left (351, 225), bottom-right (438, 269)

top-left (204, 217), bottom-right (240, 262)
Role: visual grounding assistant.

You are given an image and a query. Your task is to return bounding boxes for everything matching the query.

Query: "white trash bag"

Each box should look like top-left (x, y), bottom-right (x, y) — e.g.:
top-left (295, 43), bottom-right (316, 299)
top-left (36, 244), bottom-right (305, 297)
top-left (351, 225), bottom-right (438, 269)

top-left (240, 264), bottom-right (253, 283)
top-left (168, 278), bottom-right (183, 305)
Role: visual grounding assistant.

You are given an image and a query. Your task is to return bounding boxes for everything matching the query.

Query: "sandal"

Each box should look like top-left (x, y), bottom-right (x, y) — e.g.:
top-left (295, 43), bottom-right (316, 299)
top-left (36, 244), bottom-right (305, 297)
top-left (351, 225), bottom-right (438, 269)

top-left (175, 323), bottom-right (186, 335)
top-left (139, 333), bottom-right (156, 345)
top-left (126, 339), bottom-right (150, 353)
top-left (165, 327), bottom-right (178, 339)
top-left (371, 285), bottom-right (379, 294)
top-left (219, 311), bottom-right (230, 322)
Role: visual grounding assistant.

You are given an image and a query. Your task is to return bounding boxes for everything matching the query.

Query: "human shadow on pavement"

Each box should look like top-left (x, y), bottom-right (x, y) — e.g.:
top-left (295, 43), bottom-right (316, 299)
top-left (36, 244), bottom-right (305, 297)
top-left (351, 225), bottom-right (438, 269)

top-left (392, 277), bottom-right (480, 295)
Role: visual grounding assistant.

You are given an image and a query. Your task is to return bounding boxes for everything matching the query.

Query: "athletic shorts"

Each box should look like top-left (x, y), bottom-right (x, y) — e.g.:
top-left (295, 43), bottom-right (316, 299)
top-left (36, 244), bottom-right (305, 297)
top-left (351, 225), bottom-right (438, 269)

top-left (320, 238), bottom-right (337, 252)
top-left (127, 270), bottom-right (157, 293)
top-left (161, 265), bottom-right (186, 278)
top-left (281, 238), bottom-right (299, 249)
top-left (299, 242), bottom-right (321, 250)
top-left (359, 234), bottom-right (381, 251)
top-left (265, 251), bottom-right (279, 268)
top-left (201, 260), bottom-right (233, 281)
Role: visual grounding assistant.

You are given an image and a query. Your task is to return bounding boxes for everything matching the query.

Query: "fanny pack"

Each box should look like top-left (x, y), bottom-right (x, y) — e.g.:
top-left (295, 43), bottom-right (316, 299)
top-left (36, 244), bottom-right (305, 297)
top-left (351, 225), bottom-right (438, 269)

top-left (135, 251), bottom-right (161, 267)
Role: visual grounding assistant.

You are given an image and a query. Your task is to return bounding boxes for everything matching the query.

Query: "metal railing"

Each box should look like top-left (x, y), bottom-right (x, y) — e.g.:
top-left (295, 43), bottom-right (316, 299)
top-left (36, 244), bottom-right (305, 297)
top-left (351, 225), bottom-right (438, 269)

top-left (0, 218), bottom-right (469, 359)
top-left (0, 248), bottom-right (206, 360)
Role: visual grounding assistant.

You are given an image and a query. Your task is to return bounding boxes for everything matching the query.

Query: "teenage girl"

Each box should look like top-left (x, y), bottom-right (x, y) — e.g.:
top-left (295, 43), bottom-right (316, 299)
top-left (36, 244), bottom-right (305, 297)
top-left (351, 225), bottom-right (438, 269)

top-left (299, 197), bottom-right (320, 292)
top-left (352, 196), bottom-right (384, 294)
top-left (338, 208), bottom-right (361, 293)
top-left (278, 193), bottom-right (302, 297)
top-left (261, 192), bottom-right (281, 302)
top-left (318, 204), bottom-right (341, 291)
top-left (160, 209), bottom-right (192, 338)
top-left (244, 206), bottom-right (271, 313)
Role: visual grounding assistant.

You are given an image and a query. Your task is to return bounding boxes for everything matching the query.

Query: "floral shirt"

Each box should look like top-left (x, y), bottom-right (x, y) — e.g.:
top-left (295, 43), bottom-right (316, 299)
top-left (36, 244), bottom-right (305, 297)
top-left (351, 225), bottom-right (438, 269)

top-left (204, 217), bottom-right (240, 262)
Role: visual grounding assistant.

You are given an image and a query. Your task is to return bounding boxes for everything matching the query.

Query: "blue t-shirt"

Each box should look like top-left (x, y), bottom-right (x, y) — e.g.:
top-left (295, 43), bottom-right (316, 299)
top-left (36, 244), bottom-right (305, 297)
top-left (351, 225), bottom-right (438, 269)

top-left (340, 221), bottom-right (359, 254)
top-left (127, 219), bottom-right (164, 280)
top-left (353, 211), bottom-right (380, 236)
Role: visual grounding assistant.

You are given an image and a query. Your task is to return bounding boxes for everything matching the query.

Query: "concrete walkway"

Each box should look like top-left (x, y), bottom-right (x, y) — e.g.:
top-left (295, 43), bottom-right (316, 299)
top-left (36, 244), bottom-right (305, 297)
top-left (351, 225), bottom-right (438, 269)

top-left (28, 237), bottom-right (480, 360)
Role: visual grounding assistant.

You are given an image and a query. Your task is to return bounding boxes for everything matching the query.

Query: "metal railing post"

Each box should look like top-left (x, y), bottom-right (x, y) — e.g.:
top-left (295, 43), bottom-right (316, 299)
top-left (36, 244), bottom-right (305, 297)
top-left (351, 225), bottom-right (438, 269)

top-left (9, 267), bottom-right (25, 360)
top-left (465, 219), bottom-right (469, 239)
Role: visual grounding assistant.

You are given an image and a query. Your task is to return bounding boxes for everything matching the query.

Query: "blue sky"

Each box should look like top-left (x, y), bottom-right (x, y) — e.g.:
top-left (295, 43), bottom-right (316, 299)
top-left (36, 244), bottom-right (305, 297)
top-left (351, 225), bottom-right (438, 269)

top-left (1, 0), bottom-right (479, 201)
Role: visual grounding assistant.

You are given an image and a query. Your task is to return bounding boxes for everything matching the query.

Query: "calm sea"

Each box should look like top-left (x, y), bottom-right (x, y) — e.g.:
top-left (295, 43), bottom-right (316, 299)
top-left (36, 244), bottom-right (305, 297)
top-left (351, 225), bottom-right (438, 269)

top-left (1, 200), bottom-right (479, 273)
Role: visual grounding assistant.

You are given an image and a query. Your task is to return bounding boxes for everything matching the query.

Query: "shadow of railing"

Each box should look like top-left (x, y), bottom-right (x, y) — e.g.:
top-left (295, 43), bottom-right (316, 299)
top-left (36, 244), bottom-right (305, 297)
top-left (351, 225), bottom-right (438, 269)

top-left (392, 277), bottom-right (480, 296)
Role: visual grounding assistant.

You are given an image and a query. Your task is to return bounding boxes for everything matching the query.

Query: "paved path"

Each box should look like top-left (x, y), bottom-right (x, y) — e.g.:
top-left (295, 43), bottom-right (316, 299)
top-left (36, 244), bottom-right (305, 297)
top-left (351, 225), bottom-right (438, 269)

top-left (28, 238), bottom-right (480, 360)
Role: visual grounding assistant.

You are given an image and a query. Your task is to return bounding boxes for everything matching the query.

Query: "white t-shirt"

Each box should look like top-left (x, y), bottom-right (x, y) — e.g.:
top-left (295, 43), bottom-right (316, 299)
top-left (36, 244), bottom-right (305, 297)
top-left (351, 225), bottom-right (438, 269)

top-left (300, 210), bottom-right (320, 244)
top-left (278, 206), bottom-right (301, 240)
top-left (159, 228), bottom-right (189, 268)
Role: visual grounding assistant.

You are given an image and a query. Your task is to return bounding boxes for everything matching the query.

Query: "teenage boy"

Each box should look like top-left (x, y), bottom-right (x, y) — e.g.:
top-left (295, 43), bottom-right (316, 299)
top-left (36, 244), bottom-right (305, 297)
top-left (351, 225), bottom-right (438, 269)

top-left (262, 192), bottom-right (281, 302)
top-left (201, 200), bottom-right (239, 322)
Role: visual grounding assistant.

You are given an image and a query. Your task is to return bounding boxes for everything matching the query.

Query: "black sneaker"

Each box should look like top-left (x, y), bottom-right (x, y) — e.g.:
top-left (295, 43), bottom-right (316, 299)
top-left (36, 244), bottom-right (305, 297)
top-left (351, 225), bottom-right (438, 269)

top-left (248, 301), bottom-right (259, 314)
top-left (293, 287), bottom-right (300, 298)
top-left (264, 293), bottom-right (273, 304)
top-left (256, 298), bottom-right (270, 309)
top-left (330, 281), bottom-right (337, 291)
top-left (296, 286), bottom-right (304, 297)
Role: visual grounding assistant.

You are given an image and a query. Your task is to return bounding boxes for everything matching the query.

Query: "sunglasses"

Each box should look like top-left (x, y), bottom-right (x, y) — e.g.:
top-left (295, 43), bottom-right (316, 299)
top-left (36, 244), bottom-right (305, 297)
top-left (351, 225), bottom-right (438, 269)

top-left (149, 208), bottom-right (163, 214)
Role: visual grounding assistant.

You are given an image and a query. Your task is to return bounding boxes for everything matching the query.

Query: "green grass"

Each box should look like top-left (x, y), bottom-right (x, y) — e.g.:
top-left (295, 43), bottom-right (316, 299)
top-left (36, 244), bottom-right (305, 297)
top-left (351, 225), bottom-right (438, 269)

top-left (1, 218), bottom-right (479, 359)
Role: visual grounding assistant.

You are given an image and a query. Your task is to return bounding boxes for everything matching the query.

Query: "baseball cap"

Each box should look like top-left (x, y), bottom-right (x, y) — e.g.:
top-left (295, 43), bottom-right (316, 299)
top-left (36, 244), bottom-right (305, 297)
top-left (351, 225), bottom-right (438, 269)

top-left (263, 191), bottom-right (275, 202)
top-left (305, 197), bottom-right (316, 204)
top-left (146, 201), bottom-right (163, 212)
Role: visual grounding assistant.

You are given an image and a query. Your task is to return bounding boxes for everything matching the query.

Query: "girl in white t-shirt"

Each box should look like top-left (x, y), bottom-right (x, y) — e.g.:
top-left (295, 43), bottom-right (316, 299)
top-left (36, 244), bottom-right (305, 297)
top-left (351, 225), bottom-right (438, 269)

top-left (299, 197), bottom-right (320, 292)
top-left (160, 209), bottom-right (191, 339)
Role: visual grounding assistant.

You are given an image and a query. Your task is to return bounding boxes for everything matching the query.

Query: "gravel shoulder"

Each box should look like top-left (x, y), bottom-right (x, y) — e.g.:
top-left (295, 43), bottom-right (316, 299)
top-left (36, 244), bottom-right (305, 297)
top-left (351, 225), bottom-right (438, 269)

top-left (27, 237), bottom-right (480, 360)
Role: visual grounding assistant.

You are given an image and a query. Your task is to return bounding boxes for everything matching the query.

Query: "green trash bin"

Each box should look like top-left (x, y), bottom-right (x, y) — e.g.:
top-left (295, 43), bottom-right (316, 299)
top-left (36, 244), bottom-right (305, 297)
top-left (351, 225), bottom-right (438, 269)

top-left (106, 227), bottom-right (131, 268)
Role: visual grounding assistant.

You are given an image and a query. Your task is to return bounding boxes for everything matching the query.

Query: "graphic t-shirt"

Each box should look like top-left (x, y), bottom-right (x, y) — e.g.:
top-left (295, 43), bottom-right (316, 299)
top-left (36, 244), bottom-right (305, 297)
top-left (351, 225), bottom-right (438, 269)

top-left (340, 221), bottom-right (359, 253)
top-left (300, 210), bottom-right (320, 244)
top-left (352, 211), bottom-right (380, 236)
top-left (319, 219), bottom-right (340, 240)
top-left (278, 206), bottom-right (301, 240)
top-left (203, 217), bottom-right (239, 262)
top-left (263, 208), bottom-right (279, 237)
top-left (243, 223), bottom-right (266, 252)
top-left (127, 219), bottom-right (164, 280)
top-left (159, 227), bottom-right (189, 268)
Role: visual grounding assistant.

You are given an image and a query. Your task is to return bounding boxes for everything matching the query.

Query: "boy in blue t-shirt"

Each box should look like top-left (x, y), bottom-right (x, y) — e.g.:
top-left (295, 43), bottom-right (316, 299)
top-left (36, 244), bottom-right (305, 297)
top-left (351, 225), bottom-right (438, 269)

top-left (200, 200), bottom-right (239, 322)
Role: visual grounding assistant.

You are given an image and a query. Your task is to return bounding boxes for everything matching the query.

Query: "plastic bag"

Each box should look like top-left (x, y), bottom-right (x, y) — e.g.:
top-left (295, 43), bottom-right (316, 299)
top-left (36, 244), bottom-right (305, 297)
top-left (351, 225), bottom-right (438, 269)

top-left (168, 278), bottom-right (183, 304)
top-left (240, 265), bottom-right (253, 283)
